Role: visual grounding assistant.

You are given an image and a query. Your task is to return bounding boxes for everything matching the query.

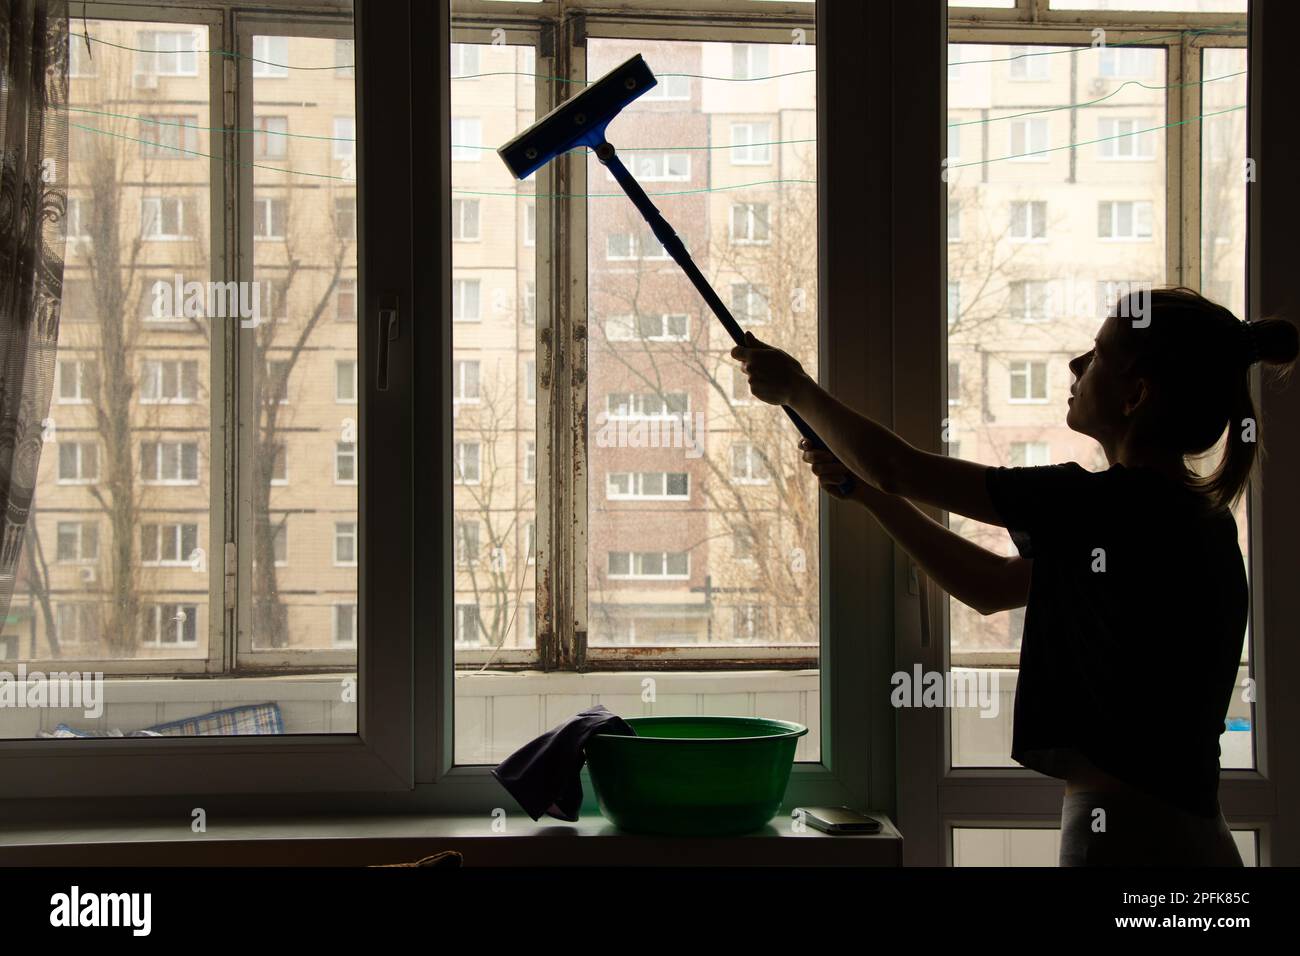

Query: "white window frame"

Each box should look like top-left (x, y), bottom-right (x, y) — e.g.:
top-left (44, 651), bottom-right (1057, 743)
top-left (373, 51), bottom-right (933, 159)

top-left (1006, 359), bottom-right (1049, 404)
top-left (730, 121), bottom-right (773, 165)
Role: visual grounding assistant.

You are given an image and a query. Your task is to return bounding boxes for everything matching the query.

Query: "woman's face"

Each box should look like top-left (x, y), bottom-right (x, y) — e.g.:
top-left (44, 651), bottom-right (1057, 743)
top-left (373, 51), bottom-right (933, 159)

top-left (1066, 313), bottom-right (1135, 443)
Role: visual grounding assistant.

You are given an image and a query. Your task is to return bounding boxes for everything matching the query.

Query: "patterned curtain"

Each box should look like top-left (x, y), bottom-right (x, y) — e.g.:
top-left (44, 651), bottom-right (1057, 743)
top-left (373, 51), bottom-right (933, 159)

top-left (0, 0), bottom-right (68, 623)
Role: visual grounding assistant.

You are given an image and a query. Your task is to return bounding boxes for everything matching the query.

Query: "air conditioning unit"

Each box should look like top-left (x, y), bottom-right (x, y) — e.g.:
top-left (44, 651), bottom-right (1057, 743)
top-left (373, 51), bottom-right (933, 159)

top-left (132, 71), bottom-right (159, 90)
top-left (1089, 77), bottom-right (1108, 96)
top-left (79, 567), bottom-right (96, 584)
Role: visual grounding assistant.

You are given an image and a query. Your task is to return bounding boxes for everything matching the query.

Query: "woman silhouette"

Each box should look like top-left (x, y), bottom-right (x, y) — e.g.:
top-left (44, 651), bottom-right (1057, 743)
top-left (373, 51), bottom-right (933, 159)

top-left (732, 287), bottom-right (1297, 866)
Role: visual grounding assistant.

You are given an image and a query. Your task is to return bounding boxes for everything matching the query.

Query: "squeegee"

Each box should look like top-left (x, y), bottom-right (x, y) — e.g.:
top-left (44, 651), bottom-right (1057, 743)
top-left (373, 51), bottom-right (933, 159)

top-left (498, 53), bottom-right (852, 493)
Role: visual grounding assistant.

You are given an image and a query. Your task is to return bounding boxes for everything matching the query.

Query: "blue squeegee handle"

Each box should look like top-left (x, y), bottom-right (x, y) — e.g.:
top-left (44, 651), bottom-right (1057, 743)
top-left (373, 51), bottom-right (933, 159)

top-left (597, 144), bottom-right (854, 496)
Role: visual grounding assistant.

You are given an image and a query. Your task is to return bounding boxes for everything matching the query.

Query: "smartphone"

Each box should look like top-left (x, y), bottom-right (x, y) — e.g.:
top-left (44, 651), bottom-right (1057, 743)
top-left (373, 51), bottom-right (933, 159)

top-left (794, 806), bottom-right (882, 834)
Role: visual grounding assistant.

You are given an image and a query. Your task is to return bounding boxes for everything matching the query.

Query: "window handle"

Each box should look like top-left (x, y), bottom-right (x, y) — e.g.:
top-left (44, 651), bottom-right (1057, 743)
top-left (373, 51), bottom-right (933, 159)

top-left (376, 294), bottom-right (399, 391)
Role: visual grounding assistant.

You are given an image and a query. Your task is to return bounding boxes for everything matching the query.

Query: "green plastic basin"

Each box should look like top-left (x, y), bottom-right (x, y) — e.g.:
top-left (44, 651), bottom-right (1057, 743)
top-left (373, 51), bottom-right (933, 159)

top-left (584, 715), bottom-right (808, 836)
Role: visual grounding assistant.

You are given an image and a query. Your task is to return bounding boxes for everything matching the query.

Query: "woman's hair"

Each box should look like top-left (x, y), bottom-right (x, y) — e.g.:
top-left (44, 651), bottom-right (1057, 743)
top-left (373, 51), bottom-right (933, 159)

top-left (1112, 286), bottom-right (1299, 511)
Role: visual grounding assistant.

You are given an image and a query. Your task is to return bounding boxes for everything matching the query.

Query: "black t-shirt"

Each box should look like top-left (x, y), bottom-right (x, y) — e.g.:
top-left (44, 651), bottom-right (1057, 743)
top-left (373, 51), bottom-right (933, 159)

top-left (984, 462), bottom-right (1248, 818)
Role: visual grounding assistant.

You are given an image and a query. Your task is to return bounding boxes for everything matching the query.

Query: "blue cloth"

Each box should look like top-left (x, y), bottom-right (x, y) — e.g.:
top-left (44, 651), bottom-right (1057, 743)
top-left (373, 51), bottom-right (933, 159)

top-left (491, 705), bottom-right (636, 822)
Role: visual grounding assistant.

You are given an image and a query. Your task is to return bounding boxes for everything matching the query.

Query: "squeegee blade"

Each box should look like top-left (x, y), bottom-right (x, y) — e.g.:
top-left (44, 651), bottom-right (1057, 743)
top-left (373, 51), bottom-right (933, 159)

top-left (496, 53), bottom-right (658, 180)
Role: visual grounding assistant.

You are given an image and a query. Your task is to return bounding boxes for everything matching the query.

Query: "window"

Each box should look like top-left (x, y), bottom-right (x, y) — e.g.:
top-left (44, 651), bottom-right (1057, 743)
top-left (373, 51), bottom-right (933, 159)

top-left (523, 440), bottom-right (536, 484)
top-left (58, 443), bottom-right (99, 484)
top-left (453, 441), bottom-right (481, 484)
top-left (142, 604), bottom-right (198, 646)
top-left (335, 198), bottom-right (357, 240)
top-left (252, 35), bottom-right (289, 78)
top-left (141, 114), bottom-right (199, 157)
top-left (605, 151), bottom-right (690, 182)
top-left (606, 392), bottom-right (689, 420)
top-left (732, 43), bottom-right (769, 80)
top-left (450, 117), bottom-right (481, 162)
top-left (333, 117), bottom-right (355, 160)
top-left (141, 523), bottom-right (199, 566)
top-left (266, 360), bottom-right (290, 404)
top-left (334, 38), bottom-right (354, 78)
top-left (452, 198), bottom-right (480, 240)
top-left (730, 122), bottom-right (772, 164)
top-left (56, 522), bottom-right (99, 563)
top-left (141, 359), bottom-right (198, 403)
top-left (525, 360), bottom-right (536, 404)
top-left (607, 551), bottom-right (690, 580)
top-left (730, 443), bottom-right (770, 484)
top-left (1009, 280), bottom-right (1051, 322)
top-left (1008, 118), bottom-right (1049, 160)
top-left (522, 280), bottom-right (536, 325)
top-left (57, 359), bottom-right (98, 403)
top-left (253, 197), bottom-right (287, 239)
top-left (335, 359), bottom-right (358, 403)
top-left (335, 442), bottom-right (357, 484)
top-left (334, 522), bottom-right (357, 567)
top-left (1008, 360), bottom-right (1049, 403)
top-left (730, 202), bottom-right (770, 244)
top-left (66, 197), bottom-right (92, 238)
top-left (450, 42), bottom-right (479, 79)
top-left (524, 202), bottom-right (536, 246)
top-left (732, 604), bottom-right (768, 642)
top-left (270, 443), bottom-right (287, 485)
top-left (730, 283), bottom-right (770, 325)
top-left (606, 230), bottom-right (670, 261)
top-left (454, 605), bottom-right (481, 646)
top-left (454, 519), bottom-right (480, 565)
top-left (948, 203), bottom-right (961, 242)
top-left (135, 30), bottom-right (198, 77)
top-left (333, 604), bottom-right (358, 646)
top-left (253, 116), bottom-right (288, 159)
top-left (452, 278), bottom-right (481, 322)
top-left (335, 278), bottom-right (358, 321)
top-left (1098, 117), bottom-right (1155, 159)
top-left (604, 313), bottom-right (689, 342)
top-left (947, 281), bottom-right (960, 324)
top-left (947, 124), bottom-right (961, 163)
top-left (68, 35), bottom-right (96, 77)
top-left (1008, 45), bottom-right (1050, 80)
top-left (1009, 441), bottom-right (1051, 467)
top-left (453, 359), bottom-right (480, 403)
top-left (606, 472), bottom-right (690, 500)
top-left (642, 72), bottom-right (690, 100)
top-left (1098, 46), bottom-right (1157, 78)
top-left (56, 604), bottom-right (101, 647)
top-left (948, 362), bottom-right (962, 406)
top-left (1098, 200), bottom-right (1154, 239)
top-left (140, 441), bottom-right (200, 484)
top-left (141, 196), bottom-right (189, 239)
top-left (1009, 200), bottom-right (1046, 241)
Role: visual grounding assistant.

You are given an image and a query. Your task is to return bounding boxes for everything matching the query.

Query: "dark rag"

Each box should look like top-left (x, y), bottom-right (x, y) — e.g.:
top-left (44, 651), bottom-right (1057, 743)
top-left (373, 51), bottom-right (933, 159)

top-left (491, 705), bottom-right (637, 822)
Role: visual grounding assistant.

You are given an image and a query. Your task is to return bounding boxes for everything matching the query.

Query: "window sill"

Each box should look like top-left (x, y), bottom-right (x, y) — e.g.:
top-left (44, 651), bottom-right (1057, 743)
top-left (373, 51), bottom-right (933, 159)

top-left (0, 812), bottom-right (902, 867)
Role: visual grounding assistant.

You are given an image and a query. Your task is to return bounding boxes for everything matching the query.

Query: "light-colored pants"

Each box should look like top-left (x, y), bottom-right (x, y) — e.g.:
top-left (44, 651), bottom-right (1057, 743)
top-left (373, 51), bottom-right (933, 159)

top-left (1059, 791), bottom-right (1243, 866)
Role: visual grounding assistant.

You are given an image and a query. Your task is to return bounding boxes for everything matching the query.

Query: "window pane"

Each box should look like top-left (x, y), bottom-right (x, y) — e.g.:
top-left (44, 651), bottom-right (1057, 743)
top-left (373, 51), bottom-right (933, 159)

top-left (249, 32), bottom-right (358, 695)
top-left (5, 21), bottom-right (214, 690)
top-left (586, 38), bottom-right (820, 730)
top-left (450, 37), bottom-right (537, 708)
top-left (1201, 47), bottom-right (1251, 770)
top-left (946, 42), bottom-right (1167, 766)
top-left (952, 827), bottom-right (1257, 867)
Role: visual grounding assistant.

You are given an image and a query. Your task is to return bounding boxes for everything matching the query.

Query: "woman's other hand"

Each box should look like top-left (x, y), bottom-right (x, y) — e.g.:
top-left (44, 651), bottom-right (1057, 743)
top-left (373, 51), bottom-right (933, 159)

top-left (730, 330), bottom-right (811, 407)
top-left (800, 440), bottom-right (861, 501)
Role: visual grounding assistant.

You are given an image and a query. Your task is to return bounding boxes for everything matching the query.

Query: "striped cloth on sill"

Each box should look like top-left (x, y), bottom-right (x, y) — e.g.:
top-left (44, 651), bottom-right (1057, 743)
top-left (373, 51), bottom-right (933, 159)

top-left (144, 702), bottom-right (284, 737)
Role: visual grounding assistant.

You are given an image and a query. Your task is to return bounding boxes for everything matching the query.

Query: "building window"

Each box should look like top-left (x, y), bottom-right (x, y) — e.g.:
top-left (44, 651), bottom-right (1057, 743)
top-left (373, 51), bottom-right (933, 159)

top-left (1008, 118), bottom-right (1049, 161)
top-left (730, 443), bottom-right (770, 484)
top-left (452, 278), bottom-right (481, 322)
top-left (142, 604), bottom-right (199, 646)
top-left (57, 359), bottom-right (98, 403)
top-left (732, 604), bottom-right (768, 642)
top-left (1098, 46), bottom-right (1158, 78)
top-left (732, 42), bottom-right (770, 80)
top-left (141, 196), bottom-right (189, 239)
top-left (1009, 280), bottom-right (1051, 322)
top-left (605, 313), bottom-right (689, 342)
top-left (607, 551), bottom-right (690, 580)
top-left (253, 115), bottom-right (288, 159)
top-left (450, 43), bottom-right (479, 79)
top-left (333, 116), bottom-right (355, 160)
top-left (524, 202), bottom-right (536, 246)
top-left (335, 278), bottom-right (357, 321)
top-left (453, 359), bottom-right (480, 404)
top-left (452, 198), bottom-right (480, 240)
top-left (729, 202), bottom-right (770, 244)
top-left (1008, 45), bottom-right (1049, 81)
top-left (1008, 360), bottom-right (1049, 403)
top-left (1009, 442), bottom-right (1051, 467)
top-left (141, 359), bottom-right (198, 403)
top-left (453, 441), bottom-right (481, 485)
top-left (141, 114), bottom-right (199, 157)
top-left (335, 198), bottom-right (357, 240)
top-left (336, 359), bottom-right (358, 403)
top-left (57, 443), bottom-right (99, 484)
top-left (335, 442), bottom-right (357, 484)
top-left (450, 117), bottom-right (481, 162)
top-left (1098, 117), bottom-right (1155, 159)
top-left (1098, 200), bottom-right (1154, 239)
top-left (454, 605), bottom-right (482, 645)
top-left (135, 30), bottom-right (199, 78)
top-left (605, 392), bottom-right (688, 420)
top-left (141, 523), bottom-right (199, 566)
top-left (334, 522), bottom-right (358, 566)
top-left (948, 361), bottom-right (962, 406)
top-left (1009, 200), bottom-right (1047, 241)
top-left (253, 197), bottom-right (287, 239)
top-left (604, 151), bottom-right (690, 182)
top-left (523, 440), bottom-right (536, 485)
top-left (56, 522), bottom-right (99, 563)
top-left (333, 604), bottom-right (358, 645)
top-left (334, 38), bottom-right (354, 78)
top-left (730, 283), bottom-right (770, 325)
top-left (252, 35), bottom-right (289, 78)
top-left (730, 122), bottom-right (772, 164)
top-left (606, 472), bottom-right (690, 500)
top-left (139, 441), bottom-right (200, 484)
top-left (454, 520), bottom-right (480, 565)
